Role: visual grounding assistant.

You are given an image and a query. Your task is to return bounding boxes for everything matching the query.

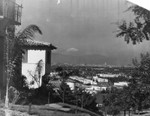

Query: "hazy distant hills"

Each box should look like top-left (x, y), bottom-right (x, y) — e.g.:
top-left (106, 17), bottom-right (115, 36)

top-left (51, 53), bottom-right (132, 65)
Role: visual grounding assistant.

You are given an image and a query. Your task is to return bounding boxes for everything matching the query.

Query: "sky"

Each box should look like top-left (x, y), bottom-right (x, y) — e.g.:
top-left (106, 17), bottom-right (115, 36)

top-left (19, 0), bottom-right (150, 64)
top-left (127, 0), bottom-right (150, 11)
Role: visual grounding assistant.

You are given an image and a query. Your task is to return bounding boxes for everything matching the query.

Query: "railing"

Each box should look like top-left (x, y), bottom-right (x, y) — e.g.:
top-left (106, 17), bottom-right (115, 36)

top-left (0, 0), bottom-right (22, 25)
top-left (15, 3), bottom-right (22, 24)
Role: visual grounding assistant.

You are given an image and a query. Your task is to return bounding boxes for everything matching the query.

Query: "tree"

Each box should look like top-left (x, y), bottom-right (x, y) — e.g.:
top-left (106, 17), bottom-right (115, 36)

top-left (80, 90), bottom-right (98, 112)
top-left (119, 86), bottom-right (134, 116)
top-left (116, 4), bottom-right (150, 114)
top-left (57, 81), bottom-right (74, 103)
top-left (128, 53), bottom-right (150, 112)
top-left (102, 88), bottom-right (123, 116)
top-left (6, 25), bottom-right (42, 107)
top-left (28, 59), bottom-right (44, 88)
top-left (117, 5), bottom-right (150, 44)
top-left (102, 54), bottom-right (150, 115)
top-left (55, 66), bottom-right (74, 103)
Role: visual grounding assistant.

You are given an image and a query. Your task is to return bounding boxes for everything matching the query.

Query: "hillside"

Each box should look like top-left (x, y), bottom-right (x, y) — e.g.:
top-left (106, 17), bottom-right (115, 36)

top-left (0, 103), bottom-right (102, 116)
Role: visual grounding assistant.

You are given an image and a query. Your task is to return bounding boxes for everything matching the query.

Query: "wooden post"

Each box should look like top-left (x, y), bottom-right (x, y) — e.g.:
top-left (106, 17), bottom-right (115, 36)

top-left (48, 92), bottom-right (50, 104)
top-left (129, 110), bottom-right (131, 116)
top-left (45, 50), bottom-right (51, 74)
top-left (81, 94), bottom-right (84, 108)
top-left (28, 103), bottom-right (32, 114)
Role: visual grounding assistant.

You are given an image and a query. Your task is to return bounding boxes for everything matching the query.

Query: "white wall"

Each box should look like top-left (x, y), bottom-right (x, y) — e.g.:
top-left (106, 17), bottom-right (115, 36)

top-left (28, 50), bottom-right (45, 63)
top-left (22, 50), bottom-right (46, 88)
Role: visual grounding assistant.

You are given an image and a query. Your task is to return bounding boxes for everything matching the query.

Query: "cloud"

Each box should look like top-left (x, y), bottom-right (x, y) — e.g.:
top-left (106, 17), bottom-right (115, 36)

top-left (57, 0), bottom-right (61, 5)
top-left (66, 48), bottom-right (79, 52)
top-left (46, 18), bottom-right (50, 22)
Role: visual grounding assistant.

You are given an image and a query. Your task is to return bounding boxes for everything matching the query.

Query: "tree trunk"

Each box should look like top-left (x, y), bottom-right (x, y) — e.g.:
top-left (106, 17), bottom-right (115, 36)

top-left (129, 110), bottom-right (130, 116)
top-left (124, 110), bottom-right (126, 116)
top-left (5, 78), bottom-right (9, 108)
top-left (138, 110), bottom-right (140, 116)
top-left (0, 90), bottom-right (2, 101)
top-left (48, 92), bottom-right (50, 104)
top-left (104, 106), bottom-right (107, 116)
top-left (138, 101), bottom-right (142, 116)
top-left (81, 94), bottom-right (83, 108)
top-left (28, 103), bottom-right (32, 114)
top-left (63, 91), bottom-right (65, 103)
top-left (5, 29), bottom-right (10, 108)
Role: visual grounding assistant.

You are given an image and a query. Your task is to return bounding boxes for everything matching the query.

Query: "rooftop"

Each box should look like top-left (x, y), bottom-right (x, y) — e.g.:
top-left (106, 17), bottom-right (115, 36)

top-left (20, 39), bottom-right (57, 50)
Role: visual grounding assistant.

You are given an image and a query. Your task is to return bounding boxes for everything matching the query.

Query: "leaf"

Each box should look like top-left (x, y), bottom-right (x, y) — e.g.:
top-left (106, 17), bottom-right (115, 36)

top-left (16, 25), bottom-right (42, 40)
top-left (118, 21), bottom-right (127, 31)
top-left (124, 33), bottom-right (130, 42)
top-left (116, 31), bottom-right (126, 37)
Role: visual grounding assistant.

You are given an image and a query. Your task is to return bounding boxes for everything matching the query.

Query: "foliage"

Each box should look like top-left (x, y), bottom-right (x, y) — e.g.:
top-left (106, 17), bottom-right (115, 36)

top-left (15, 75), bottom-right (54, 105)
top-left (8, 86), bottom-right (20, 104)
top-left (55, 67), bottom-right (99, 112)
top-left (8, 25), bottom-right (42, 91)
top-left (102, 88), bottom-right (122, 115)
top-left (127, 5), bottom-right (150, 19)
top-left (100, 53), bottom-right (150, 115)
top-left (3, 25), bottom-right (43, 105)
top-left (56, 81), bottom-right (74, 103)
top-left (106, 76), bottom-right (129, 83)
top-left (55, 66), bottom-right (63, 72)
top-left (74, 87), bottom-right (98, 111)
top-left (116, 4), bottom-right (150, 114)
top-left (129, 53), bottom-right (150, 111)
top-left (28, 59), bottom-right (44, 88)
top-left (11, 65), bottom-right (100, 113)
top-left (16, 25), bottom-right (42, 39)
top-left (117, 5), bottom-right (150, 44)
top-left (82, 93), bottom-right (98, 112)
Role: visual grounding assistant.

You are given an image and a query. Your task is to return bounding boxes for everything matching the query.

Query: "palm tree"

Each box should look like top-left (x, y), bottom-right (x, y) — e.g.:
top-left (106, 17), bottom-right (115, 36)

top-left (116, 5), bottom-right (150, 44)
top-left (5, 25), bottom-right (42, 108)
top-left (116, 20), bottom-right (145, 45)
top-left (13, 25), bottom-right (42, 62)
top-left (28, 59), bottom-right (44, 88)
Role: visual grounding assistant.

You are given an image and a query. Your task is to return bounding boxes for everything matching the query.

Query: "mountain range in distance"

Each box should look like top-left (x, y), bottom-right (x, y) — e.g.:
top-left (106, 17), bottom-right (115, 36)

top-left (51, 52), bottom-right (132, 66)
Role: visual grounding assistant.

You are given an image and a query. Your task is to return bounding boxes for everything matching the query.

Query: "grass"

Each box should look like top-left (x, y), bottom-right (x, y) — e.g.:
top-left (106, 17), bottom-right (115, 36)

top-left (6, 103), bottom-right (101, 116)
top-left (0, 100), bottom-right (102, 116)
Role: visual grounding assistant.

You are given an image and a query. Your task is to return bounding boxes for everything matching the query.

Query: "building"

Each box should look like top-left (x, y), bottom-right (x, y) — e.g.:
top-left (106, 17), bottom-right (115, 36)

top-left (114, 82), bottom-right (128, 88)
top-left (93, 75), bottom-right (108, 83)
top-left (21, 39), bottom-right (57, 88)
